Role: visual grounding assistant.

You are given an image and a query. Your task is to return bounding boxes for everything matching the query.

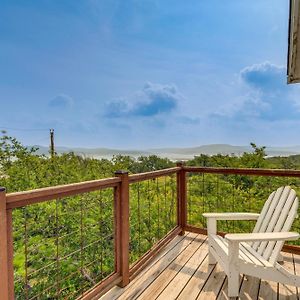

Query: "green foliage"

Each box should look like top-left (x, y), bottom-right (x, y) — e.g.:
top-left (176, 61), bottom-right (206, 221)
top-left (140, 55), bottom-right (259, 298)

top-left (0, 131), bottom-right (38, 171)
top-left (187, 142), bottom-right (267, 169)
top-left (0, 133), bottom-right (178, 299)
top-left (133, 155), bottom-right (174, 173)
top-left (267, 154), bottom-right (300, 169)
top-left (2, 133), bottom-right (300, 299)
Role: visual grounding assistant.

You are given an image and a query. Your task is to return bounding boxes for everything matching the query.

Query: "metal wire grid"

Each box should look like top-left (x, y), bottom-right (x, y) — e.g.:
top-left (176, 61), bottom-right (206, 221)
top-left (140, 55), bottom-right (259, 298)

top-left (13, 188), bottom-right (115, 300)
top-left (186, 173), bottom-right (300, 240)
top-left (129, 175), bottom-right (177, 265)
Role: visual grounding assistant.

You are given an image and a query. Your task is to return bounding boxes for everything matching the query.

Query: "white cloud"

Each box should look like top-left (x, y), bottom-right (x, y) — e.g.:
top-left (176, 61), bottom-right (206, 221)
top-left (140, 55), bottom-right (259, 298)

top-left (48, 94), bottom-right (74, 109)
top-left (214, 62), bottom-right (300, 121)
top-left (104, 82), bottom-right (182, 118)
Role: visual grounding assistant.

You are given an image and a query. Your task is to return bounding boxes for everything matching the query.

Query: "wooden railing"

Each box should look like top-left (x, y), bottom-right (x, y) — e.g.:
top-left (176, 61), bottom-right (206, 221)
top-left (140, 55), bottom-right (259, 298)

top-left (2, 164), bottom-right (300, 299)
top-left (183, 166), bottom-right (300, 255)
top-left (1, 177), bottom-right (122, 300)
top-left (0, 166), bottom-right (182, 300)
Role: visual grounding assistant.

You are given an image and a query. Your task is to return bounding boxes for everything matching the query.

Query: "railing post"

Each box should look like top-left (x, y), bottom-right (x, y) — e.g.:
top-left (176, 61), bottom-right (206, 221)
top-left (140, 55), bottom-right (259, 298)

top-left (114, 171), bottom-right (130, 287)
top-left (0, 187), bottom-right (12, 300)
top-left (7, 208), bottom-right (14, 300)
top-left (177, 162), bottom-right (187, 236)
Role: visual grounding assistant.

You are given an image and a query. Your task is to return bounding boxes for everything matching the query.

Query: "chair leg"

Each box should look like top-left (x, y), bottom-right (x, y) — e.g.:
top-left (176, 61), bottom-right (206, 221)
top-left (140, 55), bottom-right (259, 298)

top-left (207, 219), bottom-right (217, 265)
top-left (228, 268), bottom-right (239, 298)
top-left (208, 247), bottom-right (217, 264)
top-left (228, 240), bottom-right (239, 297)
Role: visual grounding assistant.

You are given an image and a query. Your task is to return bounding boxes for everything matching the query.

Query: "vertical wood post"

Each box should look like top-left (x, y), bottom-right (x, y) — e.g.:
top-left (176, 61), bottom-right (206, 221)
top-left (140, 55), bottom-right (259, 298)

top-left (228, 241), bottom-right (240, 297)
top-left (7, 209), bottom-right (14, 299)
top-left (114, 171), bottom-right (130, 287)
top-left (207, 218), bottom-right (217, 265)
top-left (0, 187), bottom-right (10, 300)
top-left (114, 185), bottom-right (121, 275)
top-left (177, 162), bottom-right (187, 236)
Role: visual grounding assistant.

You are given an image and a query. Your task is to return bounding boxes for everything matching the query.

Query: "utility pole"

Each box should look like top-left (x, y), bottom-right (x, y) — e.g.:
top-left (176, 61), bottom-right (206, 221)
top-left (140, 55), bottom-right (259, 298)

top-left (50, 128), bottom-right (55, 157)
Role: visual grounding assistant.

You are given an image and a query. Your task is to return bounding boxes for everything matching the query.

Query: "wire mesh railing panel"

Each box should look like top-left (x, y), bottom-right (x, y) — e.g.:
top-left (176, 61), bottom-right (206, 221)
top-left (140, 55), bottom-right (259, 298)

top-left (187, 172), bottom-right (300, 243)
top-left (12, 188), bottom-right (115, 300)
top-left (129, 175), bottom-right (177, 264)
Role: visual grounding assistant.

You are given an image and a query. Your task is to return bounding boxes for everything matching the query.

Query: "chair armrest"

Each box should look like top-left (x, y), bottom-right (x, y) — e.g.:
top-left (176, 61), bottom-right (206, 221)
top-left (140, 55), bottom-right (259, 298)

top-left (225, 232), bottom-right (299, 242)
top-left (203, 212), bottom-right (260, 221)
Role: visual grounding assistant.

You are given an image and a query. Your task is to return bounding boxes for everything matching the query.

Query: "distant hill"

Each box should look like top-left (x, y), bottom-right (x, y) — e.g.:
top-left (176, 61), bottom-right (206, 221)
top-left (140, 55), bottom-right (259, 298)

top-left (149, 144), bottom-right (250, 155)
top-left (32, 145), bottom-right (151, 159)
top-left (30, 144), bottom-right (300, 161)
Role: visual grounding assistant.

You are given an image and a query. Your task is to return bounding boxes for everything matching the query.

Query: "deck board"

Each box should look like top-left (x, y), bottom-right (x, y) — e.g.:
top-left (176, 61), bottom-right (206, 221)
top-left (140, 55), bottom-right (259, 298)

top-left (238, 275), bottom-right (260, 300)
top-left (196, 263), bottom-right (226, 299)
top-left (156, 238), bottom-right (207, 299)
top-left (100, 233), bottom-right (193, 300)
top-left (278, 253), bottom-right (297, 299)
top-left (99, 233), bottom-right (300, 300)
top-left (293, 253), bottom-right (300, 298)
top-left (137, 235), bottom-right (206, 300)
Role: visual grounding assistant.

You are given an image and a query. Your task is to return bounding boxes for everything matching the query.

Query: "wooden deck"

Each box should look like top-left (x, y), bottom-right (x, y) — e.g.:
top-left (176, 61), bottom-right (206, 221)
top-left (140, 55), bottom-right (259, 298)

top-left (99, 233), bottom-right (300, 300)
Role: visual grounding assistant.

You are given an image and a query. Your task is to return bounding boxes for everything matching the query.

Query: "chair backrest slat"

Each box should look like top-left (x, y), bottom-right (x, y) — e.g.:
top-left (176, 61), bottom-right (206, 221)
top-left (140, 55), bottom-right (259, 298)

top-left (268, 199), bottom-right (298, 265)
top-left (252, 187), bottom-right (285, 250)
top-left (252, 191), bottom-right (275, 233)
top-left (250, 186), bottom-right (298, 263)
top-left (249, 191), bottom-right (275, 247)
top-left (257, 187), bottom-right (293, 255)
top-left (262, 189), bottom-right (297, 258)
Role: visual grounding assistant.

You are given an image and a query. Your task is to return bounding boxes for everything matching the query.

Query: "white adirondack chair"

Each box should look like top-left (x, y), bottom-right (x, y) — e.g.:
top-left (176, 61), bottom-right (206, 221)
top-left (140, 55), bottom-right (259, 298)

top-left (203, 186), bottom-right (300, 297)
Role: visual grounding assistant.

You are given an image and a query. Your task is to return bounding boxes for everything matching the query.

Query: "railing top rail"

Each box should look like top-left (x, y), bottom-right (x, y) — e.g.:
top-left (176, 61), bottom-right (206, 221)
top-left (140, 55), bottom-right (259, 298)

top-left (129, 167), bottom-right (181, 183)
top-left (6, 165), bottom-right (300, 209)
top-left (6, 177), bottom-right (121, 209)
top-left (183, 166), bottom-right (300, 177)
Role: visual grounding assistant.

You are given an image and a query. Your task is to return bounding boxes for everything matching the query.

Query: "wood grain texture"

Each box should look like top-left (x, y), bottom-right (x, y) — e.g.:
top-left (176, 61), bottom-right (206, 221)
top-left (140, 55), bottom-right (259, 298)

top-left (129, 167), bottom-right (180, 184)
top-left (258, 279), bottom-right (278, 300)
top-left (6, 209), bottom-right (14, 300)
top-left (196, 263), bottom-right (226, 299)
top-left (129, 226), bottom-right (181, 279)
top-left (238, 275), bottom-right (260, 300)
top-left (0, 189), bottom-right (9, 300)
top-left (184, 166), bottom-right (300, 177)
top-left (136, 235), bottom-right (205, 300)
top-left (115, 171), bottom-right (130, 287)
top-left (293, 252), bottom-right (300, 298)
top-left (176, 256), bottom-right (215, 300)
top-left (100, 234), bottom-right (187, 300)
top-left (278, 253), bottom-right (297, 300)
top-left (7, 177), bottom-right (120, 208)
top-left (97, 234), bottom-right (300, 300)
top-left (118, 234), bottom-right (199, 300)
top-left (156, 239), bottom-right (208, 299)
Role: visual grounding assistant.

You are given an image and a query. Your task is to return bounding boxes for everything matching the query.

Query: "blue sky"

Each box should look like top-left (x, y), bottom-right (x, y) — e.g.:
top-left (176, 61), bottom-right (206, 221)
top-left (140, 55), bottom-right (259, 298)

top-left (1, 0), bottom-right (299, 149)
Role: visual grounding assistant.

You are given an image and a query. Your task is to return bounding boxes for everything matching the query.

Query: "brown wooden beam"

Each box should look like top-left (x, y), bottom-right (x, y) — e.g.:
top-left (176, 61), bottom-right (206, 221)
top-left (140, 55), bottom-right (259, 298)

top-left (129, 167), bottom-right (180, 183)
top-left (282, 244), bottom-right (300, 255)
top-left (80, 273), bottom-right (121, 300)
top-left (183, 166), bottom-right (300, 177)
top-left (115, 171), bottom-right (130, 287)
top-left (6, 209), bottom-right (14, 300)
top-left (0, 188), bottom-right (9, 300)
top-left (114, 184), bottom-right (121, 275)
top-left (177, 162), bottom-right (187, 235)
top-left (7, 177), bottom-right (121, 209)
